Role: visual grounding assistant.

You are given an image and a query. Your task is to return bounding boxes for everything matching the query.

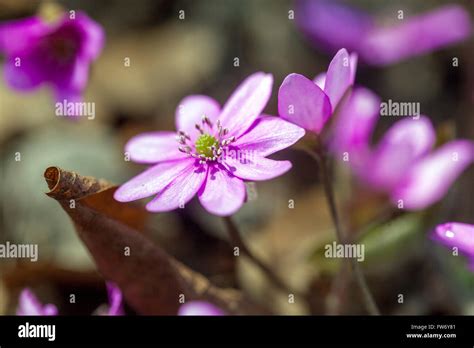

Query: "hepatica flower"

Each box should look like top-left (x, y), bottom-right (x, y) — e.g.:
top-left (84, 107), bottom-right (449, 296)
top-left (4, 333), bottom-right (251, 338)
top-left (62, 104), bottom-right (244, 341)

top-left (0, 11), bottom-right (104, 103)
top-left (345, 115), bottom-right (474, 210)
top-left (114, 72), bottom-right (305, 216)
top-left (178, 301), bottom-right (224, 316)
top-left (16, 288), bottom-right (58, 316)
top-left (296, 0), bottom-right (471, 66)
top-left (433, 222), bottom-right (474, 272)
top-left (96, 282), bottom-right (125, 316)
top-left (16, 282), bottom-right (123, 316)
top-left (278, 48), bottom-right (357, 135)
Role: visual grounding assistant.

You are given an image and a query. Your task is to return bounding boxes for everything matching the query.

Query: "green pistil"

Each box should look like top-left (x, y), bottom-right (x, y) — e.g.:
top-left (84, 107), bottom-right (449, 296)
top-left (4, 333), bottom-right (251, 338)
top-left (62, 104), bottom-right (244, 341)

top-left (195, 134), bottom-right (219, 159)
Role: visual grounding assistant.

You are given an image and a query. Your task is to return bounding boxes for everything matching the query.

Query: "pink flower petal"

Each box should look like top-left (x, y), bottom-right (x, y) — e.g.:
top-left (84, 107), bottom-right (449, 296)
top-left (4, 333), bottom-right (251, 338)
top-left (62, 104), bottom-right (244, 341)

top-left (362, 5), bottom-right (471, 66)
top-left (3, 52), bottom-right (46, 90)
top-left (198, 165), bottom-right (246, 216)
top-left (17, 289), bottom-right (58, 316)
top-left (106, 282), bottom-right (124, 316)
top-left (233, 116), bottom-right (305, 157)
top-left (125, 131), bottom-right (186, 164)
top-left (392, 140), bottom-right (474, 210)
top-left (278, 73), bottom-right (332, 134)
top-left (74, 12), bottom-right (105, 60)
top-left (218, 72), bottom-right (273, 138)
top-left (56, 58), bottom-right (89, 96)
top-left (433, 222), bottom-right (474, 257)
top-left (329, 87), bottom-right (380, 157)
top-left (296, 1), bottom-right (471, 66)
top-left (146, 163), bottom-right (207, 212)
top-left (175, 95), bottom-right (221, 141)
top-left (178, 301), bottom-right (225, 316)
top-left (114, 158), bottom-right (194, 202)
top-left (349, 53), bottom-right (358, 84)
top-left (324, 48), bottom-right (354, 108)
top-left (313, 72), bottom-right (326, 89)
top-left (364, 117), bottom-right (435, 190)
top-left (0, 17), bottom-right (48, 54)
top-left (224, 156), bottom-right (292, 181)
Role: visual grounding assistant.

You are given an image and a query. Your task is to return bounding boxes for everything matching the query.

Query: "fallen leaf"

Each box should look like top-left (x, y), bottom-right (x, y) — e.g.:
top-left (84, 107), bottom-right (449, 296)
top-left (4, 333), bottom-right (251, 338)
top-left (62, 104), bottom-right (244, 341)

top-left (44, 166), bottom-right (266, 315)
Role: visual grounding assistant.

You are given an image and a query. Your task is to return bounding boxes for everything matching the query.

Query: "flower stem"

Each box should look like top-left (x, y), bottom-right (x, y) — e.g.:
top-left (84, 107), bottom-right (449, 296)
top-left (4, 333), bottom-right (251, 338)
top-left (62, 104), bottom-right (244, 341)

top-left (223, 216), bottom-right (301, 299)
top-left (311, 146), bottom-right (380, 315)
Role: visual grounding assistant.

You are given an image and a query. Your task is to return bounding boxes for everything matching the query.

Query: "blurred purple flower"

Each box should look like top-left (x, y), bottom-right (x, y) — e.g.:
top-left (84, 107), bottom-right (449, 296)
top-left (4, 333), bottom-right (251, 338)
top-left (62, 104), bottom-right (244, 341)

top-left (296, 0), bottom-right (471, 66)
top-left (105, 282), bottom-right (124, 316)
top-left (278, 48), bottom-right (357, 134)
top-left (0, 11), bottom-right (104, 104)
top-left (433, 222), bottom-right (474, 272)
top-left (114, 72), bottom-right (305, 216)
top-left (16, 288), bottom-right (58, 316)
top-left (340, 112), bottom-right (474, 210)
top-left (16, 282), bottom-right (124, 316)
top-left (178, 301), bottom-right (224, 316)
top-left (327, 86), bottom-right (381, 157)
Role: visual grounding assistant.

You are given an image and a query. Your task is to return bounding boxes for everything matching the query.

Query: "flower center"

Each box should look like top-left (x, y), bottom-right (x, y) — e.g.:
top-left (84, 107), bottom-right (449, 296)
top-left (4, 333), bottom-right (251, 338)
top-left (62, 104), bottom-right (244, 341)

top-left (195, 134), bottom-right (219, 159)
top-left (176, 116), bottom-right (236, 164)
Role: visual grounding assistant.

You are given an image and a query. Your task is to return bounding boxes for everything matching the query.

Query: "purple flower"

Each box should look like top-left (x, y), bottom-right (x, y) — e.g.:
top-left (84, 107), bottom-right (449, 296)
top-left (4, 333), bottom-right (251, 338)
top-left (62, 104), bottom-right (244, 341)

top-left (0, 11), bottom-right (104, 104)
top-left (341, 112), bottom-right (474, 210)
top-left (16, 282), bottom-right (124, 316)
top-left (105, 282), bottom-right (124, 316)
top-left (16, 288), bottom-right (58, 316)
top-left (178, 301), bottom-right (224, 316)
top-left (93, 282), bottom-right (125, 316)
top-left (278, 48), bottom-right (357, 134)
top-left (433, 222), bottom-right (474, 272)
top-left (296, 0), bottom-right (471, 66)
top-left (114, 72), bottom-right (305, 216)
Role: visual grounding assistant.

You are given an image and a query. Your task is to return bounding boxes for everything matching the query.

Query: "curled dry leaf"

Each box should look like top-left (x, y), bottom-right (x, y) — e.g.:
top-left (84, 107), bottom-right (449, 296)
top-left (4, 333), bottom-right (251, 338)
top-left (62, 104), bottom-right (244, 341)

top-left (44, 166), bottom-right (266, 315)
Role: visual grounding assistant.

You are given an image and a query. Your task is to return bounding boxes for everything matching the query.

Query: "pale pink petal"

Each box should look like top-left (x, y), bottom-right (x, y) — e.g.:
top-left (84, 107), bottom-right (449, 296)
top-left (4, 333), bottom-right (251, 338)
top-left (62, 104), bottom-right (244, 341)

top-left (224, 156), bottom-right (292, 181)
top-left (106, 282), bottom-right (124, 316)
top-left (218, 72), bottom-right (273, 138)
top-left (329, 87), bottom-right (380, 156)
top-left (349, 53), bottom-right (358, 84)
top-left (125, 131), bottom-right (186, 164)
top-left (433, 222), bottom-right (474, 257)
top-left (278, 73), bottom-right (332, 134)
top-left (313, 72), bottom-right (326, 89)
top-left (178, 301), bottom-right (225, 316)
top-left (363, 116), bottom-right (436, 190)
top-left (361, 5), bottom-right (471, 66)
top-left (198, 165), bottom-right (246, 216)
top-left (114, 158), bottom-right (194, 202)
top-left (75, 12), bottom-right (105, 60)
top-left (233, 115), bottom-right (305, 157)
top-left (17, 289), bottom-right (42, 315)
top-left (175, 95), bottom-right (221, 140)
top-left (42, 305), bottom-right (58, 316)
top-left (324, 48), bottom-right (353, 108)
top-left (17, 289), bottom-right (58, 316)
top-left (391, 140), bottom-right (474, 210)
top-left (146, 163), bottom-right (207, 212)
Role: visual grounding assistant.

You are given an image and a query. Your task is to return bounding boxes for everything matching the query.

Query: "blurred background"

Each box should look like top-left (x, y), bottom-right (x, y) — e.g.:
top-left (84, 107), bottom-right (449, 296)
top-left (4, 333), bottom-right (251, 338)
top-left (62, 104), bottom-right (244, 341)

top-left (0, 0), bottom-right (473, 315)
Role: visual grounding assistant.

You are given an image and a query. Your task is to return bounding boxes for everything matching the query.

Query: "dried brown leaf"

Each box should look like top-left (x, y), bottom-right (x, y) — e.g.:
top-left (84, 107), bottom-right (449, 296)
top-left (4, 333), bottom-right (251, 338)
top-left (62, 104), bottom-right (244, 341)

top-left (44, 166), bottom-right (266, 315)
